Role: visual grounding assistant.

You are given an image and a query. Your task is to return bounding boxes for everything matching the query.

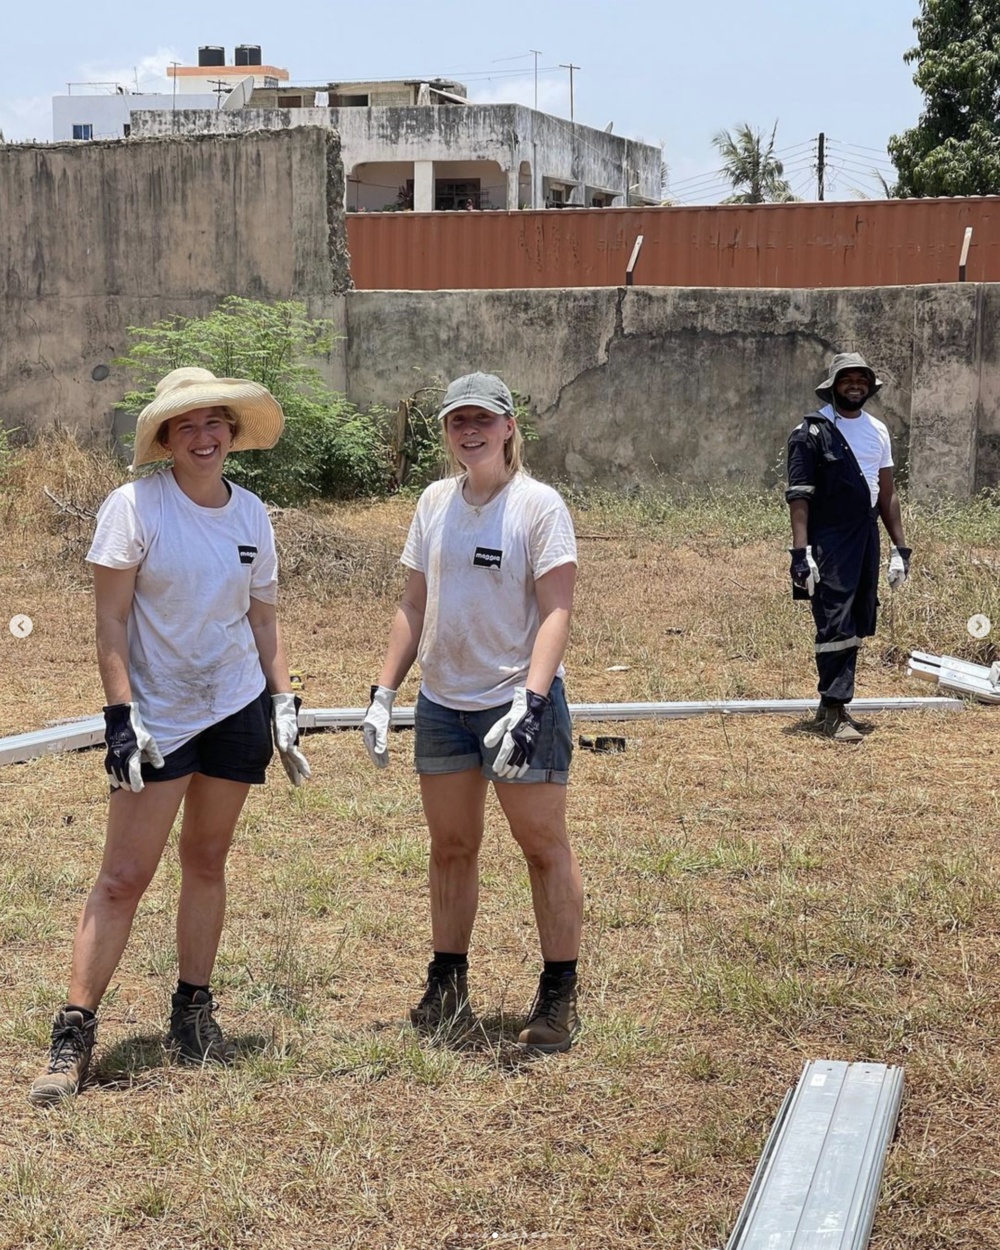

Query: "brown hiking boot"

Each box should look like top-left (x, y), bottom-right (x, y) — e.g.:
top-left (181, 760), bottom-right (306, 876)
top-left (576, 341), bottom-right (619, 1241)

top-left (517, 973), bottom-right (580, 1053)
top-left (165, 991), bottom-right (236, 1065)
top-left (29, 1009), bottom-right (98, 1106)
top-left (409, 962), bottom-right (475, 1036)
top-left (819, 706), bottom-right (864, 743)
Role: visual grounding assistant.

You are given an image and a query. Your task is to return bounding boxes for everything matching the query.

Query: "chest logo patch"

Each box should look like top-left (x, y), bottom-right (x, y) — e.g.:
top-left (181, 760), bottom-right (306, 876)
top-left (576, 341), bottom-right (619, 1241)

top-left (238, 545), bottom-right (258, 565)
top-left (473, 546), bottom-right (503, 570)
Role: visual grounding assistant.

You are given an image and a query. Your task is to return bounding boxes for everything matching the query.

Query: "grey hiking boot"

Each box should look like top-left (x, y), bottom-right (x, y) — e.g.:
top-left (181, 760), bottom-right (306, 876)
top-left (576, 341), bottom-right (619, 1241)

top-left (819, 706), bottom-right (864, 743)
top-left (29, 1009), bottom-right (98, 1106)
top-left (165, 991), bottom-right (236, 1065)
top-left (409, 961), bottom-right (475, 1036)
top-left (517, 973), bottom-right (580, 1053)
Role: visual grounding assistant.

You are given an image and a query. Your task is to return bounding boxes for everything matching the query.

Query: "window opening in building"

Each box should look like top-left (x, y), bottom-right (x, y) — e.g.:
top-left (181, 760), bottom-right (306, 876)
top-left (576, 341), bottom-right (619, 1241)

top-left (72, 124), bottom-right (93, 140)
top-left (435, 180), bottom-right (482, 211)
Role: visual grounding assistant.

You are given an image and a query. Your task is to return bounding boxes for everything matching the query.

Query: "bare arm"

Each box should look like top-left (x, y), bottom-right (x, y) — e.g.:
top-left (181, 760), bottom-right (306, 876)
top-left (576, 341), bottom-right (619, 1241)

top-left (247, 597), bottom-right (293, 694)
top-left (877, 467), bottom-right (906, 548)
top-left (93, 564), bottom-right (138, 704)
top-left (789, 499), bottom-right (809, 549)
top-left (526, 562), bottom-right (577, 696)
top-left (376, 570), bottom-right (428, 690)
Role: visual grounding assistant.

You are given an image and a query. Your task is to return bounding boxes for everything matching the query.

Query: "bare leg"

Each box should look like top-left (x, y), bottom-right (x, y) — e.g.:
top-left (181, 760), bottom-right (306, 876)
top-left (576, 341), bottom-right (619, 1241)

top-left (419, 770), bottom-right (489, 953)
top-left (494, 783), bottom-right (582, 961)
top-left (175, 774), bottom-right (251, 986)
top-left (67, 778), bottom-right (191, 1011)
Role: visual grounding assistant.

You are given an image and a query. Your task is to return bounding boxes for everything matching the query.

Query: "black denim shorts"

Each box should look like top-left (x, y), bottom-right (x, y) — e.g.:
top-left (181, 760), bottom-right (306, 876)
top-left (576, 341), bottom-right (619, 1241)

top-left (141, 687), bottom-right (274, 786)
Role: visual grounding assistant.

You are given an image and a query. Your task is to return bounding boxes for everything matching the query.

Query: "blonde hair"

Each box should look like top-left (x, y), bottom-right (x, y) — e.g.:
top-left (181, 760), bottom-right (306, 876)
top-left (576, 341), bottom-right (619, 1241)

top-left (443, 414), bottom-right (524, 479)
top-left (157, 405), bottom-right (240, 449)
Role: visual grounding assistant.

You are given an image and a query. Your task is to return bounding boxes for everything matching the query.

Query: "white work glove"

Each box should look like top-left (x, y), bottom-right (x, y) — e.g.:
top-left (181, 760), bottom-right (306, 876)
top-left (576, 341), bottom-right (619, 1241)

top-left (789, 546), bottom-right (821, 597)
top-left (483, 686), bottom-right (551, 779)
top-left (102, 702), bottom-right (164, 793)
top-left (271, 693), bottom-right (311, 787)
top-left (888, 546), bottom-right (912, 590)
top-left (989, 661), bottom-right (1000, 689)
top-left (362, 685), bottom-right (396, 768)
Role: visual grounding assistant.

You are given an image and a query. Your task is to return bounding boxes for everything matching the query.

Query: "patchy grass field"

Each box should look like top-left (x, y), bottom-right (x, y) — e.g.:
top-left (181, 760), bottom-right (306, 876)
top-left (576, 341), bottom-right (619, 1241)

top-left (1, 437), bottom-right (999, 1249)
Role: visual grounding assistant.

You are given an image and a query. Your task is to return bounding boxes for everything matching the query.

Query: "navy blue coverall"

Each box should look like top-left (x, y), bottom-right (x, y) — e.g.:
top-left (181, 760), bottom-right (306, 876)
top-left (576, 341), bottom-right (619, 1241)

top-left (786, 411), bottom-right (881, 706)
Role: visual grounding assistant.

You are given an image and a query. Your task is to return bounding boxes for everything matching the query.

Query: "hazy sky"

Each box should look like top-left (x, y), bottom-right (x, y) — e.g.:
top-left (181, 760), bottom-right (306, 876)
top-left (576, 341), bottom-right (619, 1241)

top-left (3, 0), bottom-right (924, 202)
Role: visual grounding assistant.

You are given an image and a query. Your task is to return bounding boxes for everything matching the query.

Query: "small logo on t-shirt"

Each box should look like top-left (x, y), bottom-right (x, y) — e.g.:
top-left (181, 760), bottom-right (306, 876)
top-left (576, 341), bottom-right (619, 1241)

top-left (473, 546), bottom-right (503, 570)
top-left (238, 545), bottom-right (258, 565)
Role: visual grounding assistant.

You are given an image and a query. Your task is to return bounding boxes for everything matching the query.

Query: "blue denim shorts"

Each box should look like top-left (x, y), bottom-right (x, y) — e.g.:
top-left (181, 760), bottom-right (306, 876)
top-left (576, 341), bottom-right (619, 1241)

top-left (414, 678), bottom-right (573, 785)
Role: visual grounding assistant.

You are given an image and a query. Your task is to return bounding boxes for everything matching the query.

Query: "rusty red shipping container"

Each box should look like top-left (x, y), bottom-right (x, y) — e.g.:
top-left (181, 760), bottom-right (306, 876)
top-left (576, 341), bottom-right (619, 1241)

top-left (346, 198), bottom-right (1000, 290)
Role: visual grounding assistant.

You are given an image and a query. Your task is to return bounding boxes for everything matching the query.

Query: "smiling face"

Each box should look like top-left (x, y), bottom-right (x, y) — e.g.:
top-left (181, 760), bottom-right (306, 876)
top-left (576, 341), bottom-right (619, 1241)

top-left (444, 405), bottom-right (514, 472)
top-left (833, 369), bottom-right (871, 411)
top-left (161, 406), bottom-right (234, 476)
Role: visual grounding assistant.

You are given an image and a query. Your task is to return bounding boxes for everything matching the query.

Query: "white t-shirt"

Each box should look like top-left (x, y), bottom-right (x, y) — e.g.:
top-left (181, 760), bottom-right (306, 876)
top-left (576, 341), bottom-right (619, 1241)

top-left (86, 468), bottom-right (278, 757)
top-left (820, 404), bottom-right (893, 506)
top-left (401, 473), bottom-right (578, 711)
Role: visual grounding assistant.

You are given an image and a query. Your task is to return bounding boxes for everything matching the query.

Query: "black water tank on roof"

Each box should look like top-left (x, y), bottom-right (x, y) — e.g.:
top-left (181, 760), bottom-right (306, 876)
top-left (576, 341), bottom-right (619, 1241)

top-left (198, 46), bottom-right (225, 66)
top-left (236, 45), bottom-right (262, 66)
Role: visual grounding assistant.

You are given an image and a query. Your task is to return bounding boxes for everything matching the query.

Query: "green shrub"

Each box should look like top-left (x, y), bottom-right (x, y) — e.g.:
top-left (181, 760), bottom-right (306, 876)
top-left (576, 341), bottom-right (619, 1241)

top-left (114, 297), bottom-right (391, 505)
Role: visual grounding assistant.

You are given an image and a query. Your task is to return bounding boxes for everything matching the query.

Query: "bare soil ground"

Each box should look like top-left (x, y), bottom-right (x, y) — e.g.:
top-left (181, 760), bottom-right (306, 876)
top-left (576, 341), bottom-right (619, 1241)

top-left (1, 438), bottom-right (998, 1249)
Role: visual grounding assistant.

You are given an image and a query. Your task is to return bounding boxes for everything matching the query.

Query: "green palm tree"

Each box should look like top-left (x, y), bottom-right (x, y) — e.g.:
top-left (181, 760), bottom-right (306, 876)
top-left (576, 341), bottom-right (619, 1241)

top-left (711, 121), bottom-right (797, 203)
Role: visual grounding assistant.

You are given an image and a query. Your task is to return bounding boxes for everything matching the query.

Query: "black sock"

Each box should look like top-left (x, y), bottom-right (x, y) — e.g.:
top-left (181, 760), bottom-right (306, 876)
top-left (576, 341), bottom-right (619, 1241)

top-left (65, 1004), bottom-right (97, 1022)
top-left (543, 959), bottom-right (578, 979)
top-left (432, 951), bottom-right (468, 969)
top-left (176, 979), bottom-right (210, 999)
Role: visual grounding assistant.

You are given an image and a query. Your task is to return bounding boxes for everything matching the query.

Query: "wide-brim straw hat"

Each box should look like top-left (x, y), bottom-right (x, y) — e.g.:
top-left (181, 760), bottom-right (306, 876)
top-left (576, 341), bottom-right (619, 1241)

top-left (815, 351), bottom-right (882, 403)
top-left (131, 367), bottom-right (285, 469)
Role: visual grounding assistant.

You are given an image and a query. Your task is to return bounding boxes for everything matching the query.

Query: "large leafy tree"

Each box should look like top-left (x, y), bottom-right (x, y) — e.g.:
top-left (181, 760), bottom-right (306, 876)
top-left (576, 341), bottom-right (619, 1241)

top-left (711, 122), bottom-right (796, 204)
top-left (889, 0), bottom-right (1000, 196)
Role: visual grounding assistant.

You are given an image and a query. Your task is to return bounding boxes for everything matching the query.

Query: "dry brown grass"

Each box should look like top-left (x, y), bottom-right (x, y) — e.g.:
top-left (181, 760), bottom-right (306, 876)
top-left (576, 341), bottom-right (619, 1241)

top-left (1, 437), bottom-right (999, 1248)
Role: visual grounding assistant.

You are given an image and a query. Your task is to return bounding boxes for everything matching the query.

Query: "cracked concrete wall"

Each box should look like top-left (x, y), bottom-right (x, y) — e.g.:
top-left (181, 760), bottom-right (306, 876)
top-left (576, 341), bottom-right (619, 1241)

top-left (343, 286), bottom-right (931, 490)
top-left (344, 284), bottom-right (1000, 498)
top-left (1, 128), bottom-right (350, 442)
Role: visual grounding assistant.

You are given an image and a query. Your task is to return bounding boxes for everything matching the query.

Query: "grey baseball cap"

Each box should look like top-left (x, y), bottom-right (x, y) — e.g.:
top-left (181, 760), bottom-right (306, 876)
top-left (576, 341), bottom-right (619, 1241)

top-left (816, 351), bottom-right (882, 402)
top-left (438, 372), bottom-right (515, 421)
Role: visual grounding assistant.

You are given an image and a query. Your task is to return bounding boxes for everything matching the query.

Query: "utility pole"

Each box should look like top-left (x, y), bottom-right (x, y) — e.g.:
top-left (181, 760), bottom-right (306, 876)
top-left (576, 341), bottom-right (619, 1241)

top-left (209, 78), bottom-right (229, 109)
top-left (530, 49), bottom-right (542, 110)
top-left (559, 62), bottom-right (579, 122)
top-left (170, 61), bottom-right (180, 130)
top-left (817, 132), bottom-right (826, 201)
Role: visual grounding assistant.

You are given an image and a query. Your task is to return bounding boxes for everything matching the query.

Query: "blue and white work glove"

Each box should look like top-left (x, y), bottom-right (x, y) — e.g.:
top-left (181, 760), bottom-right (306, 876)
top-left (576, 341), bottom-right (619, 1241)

top-left (789, 546), bottom-right (821, 597)
top-left (483, 687), bottom-right (550, 779)
top-left (271, 693), bottom-right (311, 787)
top-left (102, 702), bottom-right (164, 792)
top-left (362, 685), bottom-right (396, 768)
top-left (888, 546), bottom-right (912, 590)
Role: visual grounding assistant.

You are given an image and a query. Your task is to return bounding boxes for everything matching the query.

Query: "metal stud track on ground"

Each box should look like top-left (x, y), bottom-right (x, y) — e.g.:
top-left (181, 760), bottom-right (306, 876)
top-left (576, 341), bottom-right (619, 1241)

top-left (727, 1060), bottom-right (904, 1250)
top-left (0, 697), bottom-right (964, 768)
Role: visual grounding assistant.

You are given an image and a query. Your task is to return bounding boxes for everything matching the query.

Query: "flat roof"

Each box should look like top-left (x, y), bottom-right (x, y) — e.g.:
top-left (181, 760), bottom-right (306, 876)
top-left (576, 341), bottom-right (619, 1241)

top-left (168, 65), bottom-right (289, 79)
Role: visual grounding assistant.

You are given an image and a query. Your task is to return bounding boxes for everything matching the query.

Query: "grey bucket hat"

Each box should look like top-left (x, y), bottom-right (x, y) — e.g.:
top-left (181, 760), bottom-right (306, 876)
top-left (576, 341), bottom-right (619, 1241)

top-left (438, 372), bottom-right (515, 421)
top-left (816, 352), bottom-right (882, 402)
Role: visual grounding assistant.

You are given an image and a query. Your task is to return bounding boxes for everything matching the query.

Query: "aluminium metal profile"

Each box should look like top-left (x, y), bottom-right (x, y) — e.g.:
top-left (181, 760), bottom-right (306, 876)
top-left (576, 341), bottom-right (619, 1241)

top-left (304, 696), bottom-right (961, 730)
top-left (1, 696), bottom-right (963, 768)
top-left (727, 1059), bottom-right (904, 1250)
top-left (907, 650), bottom-right (1000, 704)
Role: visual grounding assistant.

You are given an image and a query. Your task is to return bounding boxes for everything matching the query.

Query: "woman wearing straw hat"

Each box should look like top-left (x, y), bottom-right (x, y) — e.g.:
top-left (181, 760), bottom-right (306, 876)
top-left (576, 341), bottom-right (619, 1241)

top-left (361, 372), bottom-right (583, 1053)
top-left (29, 368), bottom-right (310, 1106)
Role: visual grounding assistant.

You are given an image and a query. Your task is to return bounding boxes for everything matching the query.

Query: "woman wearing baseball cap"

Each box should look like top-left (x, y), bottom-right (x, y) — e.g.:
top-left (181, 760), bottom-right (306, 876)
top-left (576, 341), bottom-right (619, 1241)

top-left (29, 368), bottom-right (310, 1105)
top-left (362, 372), bottom-right (583, 1052)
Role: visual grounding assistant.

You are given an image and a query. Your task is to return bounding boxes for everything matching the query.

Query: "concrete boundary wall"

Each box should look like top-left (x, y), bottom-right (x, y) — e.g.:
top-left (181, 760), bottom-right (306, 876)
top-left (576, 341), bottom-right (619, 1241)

top-left (0, 121), bottom-right (993, 498)
top-left (0, 128), bottom-right (350, 443)
top-left (342, 284), bottom-right (994, 499)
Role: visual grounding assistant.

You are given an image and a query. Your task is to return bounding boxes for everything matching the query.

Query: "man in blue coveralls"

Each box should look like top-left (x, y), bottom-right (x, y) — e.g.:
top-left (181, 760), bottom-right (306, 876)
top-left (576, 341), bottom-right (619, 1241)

top-left (786, 353), bottom-right (911, 743)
